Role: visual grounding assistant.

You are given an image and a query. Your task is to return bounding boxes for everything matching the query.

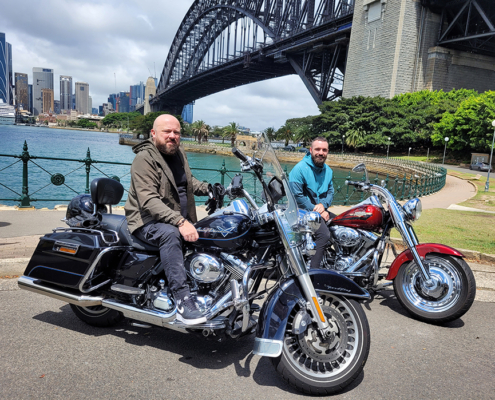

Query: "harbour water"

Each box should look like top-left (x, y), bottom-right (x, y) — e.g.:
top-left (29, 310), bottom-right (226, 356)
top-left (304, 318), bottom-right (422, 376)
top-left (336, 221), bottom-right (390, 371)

top-left (0, 125), bottom-right (362, 208)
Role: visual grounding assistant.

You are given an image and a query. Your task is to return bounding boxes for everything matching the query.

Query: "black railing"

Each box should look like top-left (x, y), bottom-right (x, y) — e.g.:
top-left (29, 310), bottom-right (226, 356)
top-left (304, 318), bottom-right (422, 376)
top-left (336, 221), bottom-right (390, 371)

top-left (0, 142), bottom-right (447, 208)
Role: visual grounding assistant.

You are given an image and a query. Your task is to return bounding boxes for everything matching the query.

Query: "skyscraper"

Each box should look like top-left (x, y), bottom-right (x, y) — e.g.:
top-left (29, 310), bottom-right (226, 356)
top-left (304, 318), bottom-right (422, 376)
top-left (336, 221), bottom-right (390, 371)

top-left (41, 88), bottom-right (54, 113)
top-left (130, 82), bottom-right (145, 111)
top-left (88, 96), bottom-right (92, 114)
top-left (118, 91), bottom-right (130, 113)
top-left (75, 81), bottom-right (89, 114)
top-left (0, 32), bottom-right (13, 105)
top-left (33, 67), bottom-right (54, 115)
top-left (60, 75), bottom-right (72, 111)
top-left (15, 73), bottom-right (29, 111)
top-left (28, 84), bottom-right (33, 114)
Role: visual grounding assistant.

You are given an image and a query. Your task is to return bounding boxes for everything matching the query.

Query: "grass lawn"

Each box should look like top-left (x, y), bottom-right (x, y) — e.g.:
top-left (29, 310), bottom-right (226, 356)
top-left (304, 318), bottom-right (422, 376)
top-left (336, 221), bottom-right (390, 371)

top-left (444, 170), bottom-right (495, 212)
top-left (391, 209), bottom-right (495, 254)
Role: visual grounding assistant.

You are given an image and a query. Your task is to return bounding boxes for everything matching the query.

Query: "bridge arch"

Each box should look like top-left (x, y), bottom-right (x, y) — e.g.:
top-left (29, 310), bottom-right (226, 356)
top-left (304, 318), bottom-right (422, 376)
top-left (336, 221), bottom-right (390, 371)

top-left (154, 1), bottom-right (355, 113)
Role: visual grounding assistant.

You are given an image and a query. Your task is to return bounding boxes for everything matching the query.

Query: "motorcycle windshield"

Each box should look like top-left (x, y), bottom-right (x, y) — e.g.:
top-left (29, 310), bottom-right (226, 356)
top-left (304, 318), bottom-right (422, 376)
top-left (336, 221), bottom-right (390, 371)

top-left (258, 133), bottom-right (299, 229)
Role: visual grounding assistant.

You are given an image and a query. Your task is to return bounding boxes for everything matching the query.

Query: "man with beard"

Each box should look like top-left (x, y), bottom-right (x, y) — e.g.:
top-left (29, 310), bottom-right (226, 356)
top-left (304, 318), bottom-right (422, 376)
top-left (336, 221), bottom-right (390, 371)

top-left (289, 137), bottom-right (334, 269)
top-left (125, 114), bottom-right (211, 324)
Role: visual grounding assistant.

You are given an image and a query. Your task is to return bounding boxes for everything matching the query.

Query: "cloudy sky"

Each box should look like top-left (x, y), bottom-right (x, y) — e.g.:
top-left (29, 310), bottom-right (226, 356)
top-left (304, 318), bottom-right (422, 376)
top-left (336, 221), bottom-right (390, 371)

top-left (2, 0), bottom-right (320, 131)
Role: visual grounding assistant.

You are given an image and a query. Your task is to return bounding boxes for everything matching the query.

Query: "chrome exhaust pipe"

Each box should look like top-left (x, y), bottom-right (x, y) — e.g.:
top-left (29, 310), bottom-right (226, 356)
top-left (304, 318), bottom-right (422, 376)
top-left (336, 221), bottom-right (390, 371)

top-left (101, 298), bottom-right (181, 330)
top-left (18, 276), bottom-right (103, 306)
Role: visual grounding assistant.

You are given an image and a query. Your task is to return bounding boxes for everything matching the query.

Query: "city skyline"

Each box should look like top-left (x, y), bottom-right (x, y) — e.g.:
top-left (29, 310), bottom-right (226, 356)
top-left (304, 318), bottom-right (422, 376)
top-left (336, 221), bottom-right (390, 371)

top-left (1, 1), bottom-right (319, 130)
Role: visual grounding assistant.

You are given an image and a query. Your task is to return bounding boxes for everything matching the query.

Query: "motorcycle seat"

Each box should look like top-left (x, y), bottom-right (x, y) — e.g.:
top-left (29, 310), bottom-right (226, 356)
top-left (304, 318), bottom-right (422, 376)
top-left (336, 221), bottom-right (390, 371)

top-left (100, 214), bottom-right (159, 252)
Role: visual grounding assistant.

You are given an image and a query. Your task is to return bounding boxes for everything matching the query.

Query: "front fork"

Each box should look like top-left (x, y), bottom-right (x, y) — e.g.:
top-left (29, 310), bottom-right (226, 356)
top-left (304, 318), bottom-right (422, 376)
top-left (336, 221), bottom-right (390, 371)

top-left (389, 201), bottom-right (432, 280)
top-left (287, 245), bottom-right (333, 337)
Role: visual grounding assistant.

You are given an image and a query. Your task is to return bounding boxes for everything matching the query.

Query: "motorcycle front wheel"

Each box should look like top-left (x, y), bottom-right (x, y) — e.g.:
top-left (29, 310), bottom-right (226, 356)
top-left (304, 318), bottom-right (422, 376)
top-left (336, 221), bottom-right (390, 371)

top-left (393, 254), bottom-right (476, 324)
top-left (271, 294), bottom-right (370, 395)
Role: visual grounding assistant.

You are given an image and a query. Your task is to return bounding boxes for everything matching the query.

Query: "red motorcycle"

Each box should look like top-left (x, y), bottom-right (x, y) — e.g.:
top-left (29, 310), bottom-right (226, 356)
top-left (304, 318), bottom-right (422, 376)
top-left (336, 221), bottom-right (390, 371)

top-left (310, 163), bottom-right (476, 324)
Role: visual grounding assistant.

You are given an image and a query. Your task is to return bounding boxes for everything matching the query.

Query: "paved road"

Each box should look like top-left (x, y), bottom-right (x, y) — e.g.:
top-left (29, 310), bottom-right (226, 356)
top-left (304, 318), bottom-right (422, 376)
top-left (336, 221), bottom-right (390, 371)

top-left (1, 286), bottom-right (493, 399)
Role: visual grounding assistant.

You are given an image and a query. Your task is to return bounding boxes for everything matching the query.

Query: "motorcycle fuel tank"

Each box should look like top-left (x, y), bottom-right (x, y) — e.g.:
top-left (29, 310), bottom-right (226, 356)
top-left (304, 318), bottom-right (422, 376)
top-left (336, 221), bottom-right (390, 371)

top-left (331, 204), bottom-right (383, 231)
top-left (193, 212), bottom-right (252, 251)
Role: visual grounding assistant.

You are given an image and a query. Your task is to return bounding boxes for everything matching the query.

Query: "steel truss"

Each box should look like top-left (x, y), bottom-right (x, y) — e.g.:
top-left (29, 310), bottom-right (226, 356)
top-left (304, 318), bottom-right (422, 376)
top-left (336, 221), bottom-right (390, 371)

top-left (426, 0), bottom-right (495, 56)
top-left (154, 0), bottom-right (354, 112)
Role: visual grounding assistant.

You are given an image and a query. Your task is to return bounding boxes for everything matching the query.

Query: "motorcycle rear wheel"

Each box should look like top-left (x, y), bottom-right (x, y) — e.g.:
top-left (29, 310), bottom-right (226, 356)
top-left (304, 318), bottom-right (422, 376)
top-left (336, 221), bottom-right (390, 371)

top-left (393, 254), bottom-right (476, 324)
top-left (271, 295), bottom-right (370, 395)
top-left (70, 304), bottom-right (123, 327)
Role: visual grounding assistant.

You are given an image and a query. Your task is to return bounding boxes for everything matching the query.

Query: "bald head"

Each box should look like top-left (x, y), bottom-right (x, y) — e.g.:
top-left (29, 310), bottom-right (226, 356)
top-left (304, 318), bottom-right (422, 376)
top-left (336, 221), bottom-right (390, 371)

top-left (151, 114), bottom-right (181, 155)
top-left (153, 114), bottom-right (181, 131)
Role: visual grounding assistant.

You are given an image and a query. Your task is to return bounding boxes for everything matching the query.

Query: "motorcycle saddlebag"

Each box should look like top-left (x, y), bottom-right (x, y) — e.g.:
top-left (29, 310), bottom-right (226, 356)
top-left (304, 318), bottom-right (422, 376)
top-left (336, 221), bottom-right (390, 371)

top-left (23, 230), bottom-right (116, 289)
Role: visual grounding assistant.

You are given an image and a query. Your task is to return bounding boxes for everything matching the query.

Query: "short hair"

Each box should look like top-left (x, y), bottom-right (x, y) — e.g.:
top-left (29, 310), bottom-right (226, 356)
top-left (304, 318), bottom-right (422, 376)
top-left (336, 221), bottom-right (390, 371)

top-left (311, 137), bottom-right (328, 147)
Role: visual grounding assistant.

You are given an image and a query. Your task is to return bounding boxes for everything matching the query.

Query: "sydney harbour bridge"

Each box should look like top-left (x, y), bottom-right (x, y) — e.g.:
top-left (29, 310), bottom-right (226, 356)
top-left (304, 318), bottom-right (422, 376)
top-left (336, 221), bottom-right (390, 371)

top-left (149, 0), bottom-right (495, 115)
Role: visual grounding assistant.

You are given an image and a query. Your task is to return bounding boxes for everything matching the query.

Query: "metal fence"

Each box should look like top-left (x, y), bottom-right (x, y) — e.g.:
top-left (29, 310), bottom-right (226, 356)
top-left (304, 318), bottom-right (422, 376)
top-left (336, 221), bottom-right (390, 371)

top-left (0, 141), bottom-right (447, 208)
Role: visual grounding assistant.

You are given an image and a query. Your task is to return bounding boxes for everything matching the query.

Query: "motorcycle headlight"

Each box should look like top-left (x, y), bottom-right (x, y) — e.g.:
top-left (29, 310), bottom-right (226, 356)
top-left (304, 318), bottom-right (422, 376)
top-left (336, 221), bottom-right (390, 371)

top-left (302, 211), bottom-right (322, 233)
top-left (403, 198), bottom-right (422, 222)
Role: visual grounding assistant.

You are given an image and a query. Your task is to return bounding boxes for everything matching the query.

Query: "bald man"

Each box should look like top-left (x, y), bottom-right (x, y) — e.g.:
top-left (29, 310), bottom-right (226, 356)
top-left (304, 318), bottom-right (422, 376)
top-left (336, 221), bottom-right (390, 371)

top-left (125, 114), bottom-right (210, 325)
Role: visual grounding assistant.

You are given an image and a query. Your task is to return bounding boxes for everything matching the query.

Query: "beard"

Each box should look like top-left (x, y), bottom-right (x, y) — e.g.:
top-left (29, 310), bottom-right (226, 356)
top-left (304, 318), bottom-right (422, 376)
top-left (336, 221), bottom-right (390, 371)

top-left (311, 153), bottom-right (327, 167)
top-left (156, 139), bottom-right (179, 155)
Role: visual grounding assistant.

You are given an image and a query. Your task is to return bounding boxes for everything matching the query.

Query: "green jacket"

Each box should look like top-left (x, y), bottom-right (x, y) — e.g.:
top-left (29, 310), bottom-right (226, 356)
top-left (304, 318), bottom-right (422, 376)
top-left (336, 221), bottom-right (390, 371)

top-left (125, 139), bottom-right (209, 233)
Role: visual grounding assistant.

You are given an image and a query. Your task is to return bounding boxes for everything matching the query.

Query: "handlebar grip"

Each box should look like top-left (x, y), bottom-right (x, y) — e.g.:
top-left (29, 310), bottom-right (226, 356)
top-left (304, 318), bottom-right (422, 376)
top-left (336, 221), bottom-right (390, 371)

top-left (232, 147), bottom-right (249, 162)
top-left (345, 180), bottom-right (362, 186)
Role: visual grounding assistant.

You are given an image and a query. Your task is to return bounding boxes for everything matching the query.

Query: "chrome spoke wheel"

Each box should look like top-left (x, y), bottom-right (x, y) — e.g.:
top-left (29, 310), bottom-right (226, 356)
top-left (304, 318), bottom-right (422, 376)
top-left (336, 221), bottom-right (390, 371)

top-left (394, 254), bottom-right (476, 323)
top-left (283, 295), bottom-right (360, 378)
top-left (401, 256), bottom-right (462, 313)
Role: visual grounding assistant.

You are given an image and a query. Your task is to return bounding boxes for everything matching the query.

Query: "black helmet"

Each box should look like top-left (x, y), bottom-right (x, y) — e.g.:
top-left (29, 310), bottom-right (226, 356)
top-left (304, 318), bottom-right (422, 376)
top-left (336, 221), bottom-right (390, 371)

top-left (66, 194), bottom-right (107, 228)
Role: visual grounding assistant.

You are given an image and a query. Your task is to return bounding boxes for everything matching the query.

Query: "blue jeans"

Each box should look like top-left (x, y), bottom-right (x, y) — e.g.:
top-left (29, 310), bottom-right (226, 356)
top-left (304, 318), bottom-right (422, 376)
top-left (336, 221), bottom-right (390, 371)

top-left (134, 221), bottom-right (189, 296)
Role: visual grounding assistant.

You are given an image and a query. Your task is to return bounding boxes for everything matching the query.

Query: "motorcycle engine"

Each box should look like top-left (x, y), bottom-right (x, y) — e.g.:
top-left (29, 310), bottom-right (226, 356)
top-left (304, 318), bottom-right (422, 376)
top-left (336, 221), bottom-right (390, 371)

top-left (327, 227), bottom-right (378, 271)
top-left (185, 253), bottom-right (224, 283)
top-left (184, 251), bottom-right (248, 296)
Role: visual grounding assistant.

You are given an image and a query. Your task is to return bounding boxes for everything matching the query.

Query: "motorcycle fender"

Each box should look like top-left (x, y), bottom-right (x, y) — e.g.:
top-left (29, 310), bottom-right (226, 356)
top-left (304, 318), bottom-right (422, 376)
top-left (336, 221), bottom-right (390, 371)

top-left (253, 269), bottom-right (370, 358)
top-left (386, 243), bottom-right (465, 280)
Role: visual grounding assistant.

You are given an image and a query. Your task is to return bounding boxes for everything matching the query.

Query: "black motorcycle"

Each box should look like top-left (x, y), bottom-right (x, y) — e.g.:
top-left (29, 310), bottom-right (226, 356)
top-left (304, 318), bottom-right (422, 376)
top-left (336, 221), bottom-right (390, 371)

top-left (19, 134), bottom-right (371, 395)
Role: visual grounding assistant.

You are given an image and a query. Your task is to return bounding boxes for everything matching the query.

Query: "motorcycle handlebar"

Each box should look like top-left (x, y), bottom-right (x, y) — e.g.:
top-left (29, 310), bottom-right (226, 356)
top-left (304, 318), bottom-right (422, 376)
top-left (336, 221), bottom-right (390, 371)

top-left (232, 147), bottom-right (249, 162)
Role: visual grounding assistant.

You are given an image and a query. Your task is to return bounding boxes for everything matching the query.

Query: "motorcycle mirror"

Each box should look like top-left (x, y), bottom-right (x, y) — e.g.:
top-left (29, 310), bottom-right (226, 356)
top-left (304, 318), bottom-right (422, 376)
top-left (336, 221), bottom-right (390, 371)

top-left (352, 163), bottom-right (369, 183)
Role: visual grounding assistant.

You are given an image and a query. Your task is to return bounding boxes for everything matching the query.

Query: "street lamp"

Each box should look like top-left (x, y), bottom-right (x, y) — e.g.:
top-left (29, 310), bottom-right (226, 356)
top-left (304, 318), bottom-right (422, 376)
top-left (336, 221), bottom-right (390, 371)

top-left (484, 120), bottom-right (495, 192)
top-left (387, 137), bottom-right (391, 159)
top-left (342, 135), bottom-right (345, 154)
top-left (442, 137), bottom-right (449, 165)
top-left (408, 147), bottom-right (412, 159)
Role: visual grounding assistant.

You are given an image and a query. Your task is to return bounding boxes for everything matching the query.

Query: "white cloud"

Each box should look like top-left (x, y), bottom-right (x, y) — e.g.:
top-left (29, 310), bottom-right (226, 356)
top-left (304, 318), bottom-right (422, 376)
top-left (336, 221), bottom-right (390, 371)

top-left (3, 0), bottom-right (319, 128)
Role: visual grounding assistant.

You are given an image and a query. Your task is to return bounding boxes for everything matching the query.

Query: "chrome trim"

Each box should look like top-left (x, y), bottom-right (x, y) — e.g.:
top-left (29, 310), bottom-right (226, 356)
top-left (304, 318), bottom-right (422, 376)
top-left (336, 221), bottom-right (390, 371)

top-left (102, 298), bottom-right (177, 328)
top-left (371, 185), bottom-right (431, 281)
top-left (346, 249), bottom-right (374, 273)
top-left (241, 189), bottom-right (259, 210)
top-left (52, 227), bottom-right (120, 245)
top-left (79, 246), bottom-right (128, 293)
top-left (18, 276), bottom-right (103, 306)
top-left (253, 338), bottom-right (283, 357)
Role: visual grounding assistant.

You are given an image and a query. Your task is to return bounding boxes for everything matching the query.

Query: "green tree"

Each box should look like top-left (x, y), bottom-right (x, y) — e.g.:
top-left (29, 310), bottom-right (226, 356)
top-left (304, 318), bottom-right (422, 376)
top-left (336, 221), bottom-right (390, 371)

top-left (433, 91), bottom-right (495, 152)
top-left (77, 118), bottom-right (97, 129)
top-left (191, 120), bottom-right (209, 144)
top-left (277, 122), bottom-right (295, 146)
top-left (263, 127), bottom-right (276, 141)
top-left (223, 122), bottom-right (240, 147)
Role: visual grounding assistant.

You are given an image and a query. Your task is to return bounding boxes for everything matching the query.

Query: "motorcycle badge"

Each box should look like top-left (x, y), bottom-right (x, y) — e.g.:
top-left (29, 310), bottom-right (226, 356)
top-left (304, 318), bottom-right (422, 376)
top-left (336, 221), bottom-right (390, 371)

top-left (196, 226), bottom-right (236, 238)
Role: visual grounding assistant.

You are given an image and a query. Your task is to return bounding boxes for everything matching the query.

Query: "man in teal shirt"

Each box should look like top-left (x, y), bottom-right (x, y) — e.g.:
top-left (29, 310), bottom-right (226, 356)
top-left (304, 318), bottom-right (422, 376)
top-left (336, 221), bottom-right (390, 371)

top-left (289, 137), bottom-right (334, 268)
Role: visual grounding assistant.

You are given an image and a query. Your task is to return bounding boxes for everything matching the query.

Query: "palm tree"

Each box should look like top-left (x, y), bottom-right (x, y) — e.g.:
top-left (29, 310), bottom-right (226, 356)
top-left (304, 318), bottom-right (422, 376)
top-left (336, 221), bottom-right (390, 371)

top-left (345, 128), bottom-right (366, 151)
top-left (295, 124), bottom-right (314, 147)
top-left (223, 122), bottom-right (240, 147)
top-left (263, 127), bottom-right (276, 141)
top-left (191, 120), bottom-right (209, 144)
top-left (277, 122), bottom-right (295, 146)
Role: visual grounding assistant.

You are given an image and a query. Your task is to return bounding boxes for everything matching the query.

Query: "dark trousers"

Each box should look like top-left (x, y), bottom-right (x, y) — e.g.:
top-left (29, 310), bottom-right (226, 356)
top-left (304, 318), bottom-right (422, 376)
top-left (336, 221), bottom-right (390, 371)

top-left (311, 221), bottom-right (331, 269)
top-left (134, 221), bottom-right (189, 296)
